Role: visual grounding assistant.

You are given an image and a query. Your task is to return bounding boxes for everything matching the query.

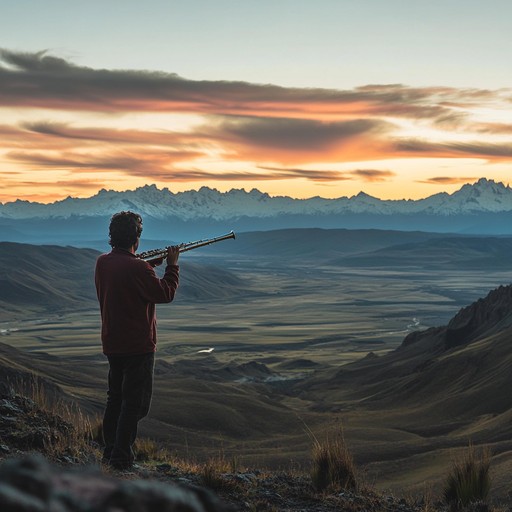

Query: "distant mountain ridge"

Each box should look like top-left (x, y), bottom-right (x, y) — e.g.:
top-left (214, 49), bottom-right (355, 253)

top-left (2, 178), bottom-right (512, 241)
top-left (1, 178), bottom-right (511, 220)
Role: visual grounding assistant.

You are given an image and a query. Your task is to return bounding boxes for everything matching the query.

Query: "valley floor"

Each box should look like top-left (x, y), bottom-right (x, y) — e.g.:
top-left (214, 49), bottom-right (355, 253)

top-left (2, 262), bottom-right (512, 503)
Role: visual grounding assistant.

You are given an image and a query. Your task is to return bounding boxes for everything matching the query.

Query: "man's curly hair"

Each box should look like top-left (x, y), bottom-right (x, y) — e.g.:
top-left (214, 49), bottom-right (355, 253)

top-left (109, 211), bottom-right (143, 249)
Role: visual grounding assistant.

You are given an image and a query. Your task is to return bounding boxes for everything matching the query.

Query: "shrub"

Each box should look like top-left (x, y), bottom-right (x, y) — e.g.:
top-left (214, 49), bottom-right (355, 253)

top-left (310, 428), bottom-right (357, 492)
top-left (200, 456), bottom-right (231, 490)
top-left (443, 443), bottom-right (491, 511)
top-left (134, 437), bottom-right (173, 462)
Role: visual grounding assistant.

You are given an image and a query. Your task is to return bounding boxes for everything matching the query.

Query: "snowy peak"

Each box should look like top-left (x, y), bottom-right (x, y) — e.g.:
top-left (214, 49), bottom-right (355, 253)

top-left (449, 178), bottom-right (512, 212)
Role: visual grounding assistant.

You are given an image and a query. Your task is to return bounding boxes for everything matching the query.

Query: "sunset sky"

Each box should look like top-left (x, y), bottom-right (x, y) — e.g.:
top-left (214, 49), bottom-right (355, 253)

top-left (1, 0), bottom-right (512, 203)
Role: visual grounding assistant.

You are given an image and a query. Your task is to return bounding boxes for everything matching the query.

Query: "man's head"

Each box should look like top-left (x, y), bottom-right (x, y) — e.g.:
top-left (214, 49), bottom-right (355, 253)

top-left (109, 211), bottom-right (143, 249)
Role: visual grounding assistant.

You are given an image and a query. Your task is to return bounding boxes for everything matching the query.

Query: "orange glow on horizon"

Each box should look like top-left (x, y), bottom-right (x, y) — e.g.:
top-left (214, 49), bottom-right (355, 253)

top-left (1, 51), bottom-right (512, 205)
top-left (1, 170), bottom-right (505, 205)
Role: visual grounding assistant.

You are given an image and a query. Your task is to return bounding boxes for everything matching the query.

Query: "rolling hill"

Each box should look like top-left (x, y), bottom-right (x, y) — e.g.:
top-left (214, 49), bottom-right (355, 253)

top-left (335, 236), bottom-right (512, 269)
top-left (0, 242), bottom-right (249, 320)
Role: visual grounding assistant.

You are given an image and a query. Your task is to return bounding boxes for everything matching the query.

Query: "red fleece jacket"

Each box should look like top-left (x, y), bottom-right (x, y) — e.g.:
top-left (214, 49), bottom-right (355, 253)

top-left (95, 248), bottom-right (179, 355)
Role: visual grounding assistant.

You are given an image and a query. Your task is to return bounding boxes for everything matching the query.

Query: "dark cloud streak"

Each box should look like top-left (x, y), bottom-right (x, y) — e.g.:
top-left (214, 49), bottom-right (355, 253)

top-left (7, 149), bottom-right (202, 176)
top-left (350, 169), bottom-right (395, 182)
top-left (418, 176), bottom-right (480, 185)
top-left (0, 49), bottom-right (498, 123)
top-left (258, 166), bottom-right (351, 182)
top-left (259, 166), bottom-right (395, 182)
top-left (208, 116), bottom-right (391, 151)
top-left (22, 121), bottom-right (204, 148)
top-left (395, 139), bottom-right (512, 159)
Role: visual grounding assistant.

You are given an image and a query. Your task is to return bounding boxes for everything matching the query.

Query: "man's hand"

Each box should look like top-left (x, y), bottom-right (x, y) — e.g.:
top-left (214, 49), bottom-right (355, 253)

top-left (166, 245), bottom-right (180, 266)
top-left (148, 256), bottom-right (164, 267)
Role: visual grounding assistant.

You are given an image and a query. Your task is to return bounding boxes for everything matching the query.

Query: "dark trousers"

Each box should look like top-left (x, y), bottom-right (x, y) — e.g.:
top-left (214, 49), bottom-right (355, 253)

top-left (102, 352), bottom-right (155, 467)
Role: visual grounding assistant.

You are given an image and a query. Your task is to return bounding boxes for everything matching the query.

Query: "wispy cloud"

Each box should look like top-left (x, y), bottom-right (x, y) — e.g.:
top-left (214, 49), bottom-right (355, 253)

top-left (395, 139), bottom-right (512, 160)
top-left (418, 176), bottom-right (480, 185)
top-left (16, 179), bottom-right (106, 190)
top-left (259, 166), bottom-right (395, 182)
top-left (21, 121), bottom-right (202, 148)
top-left (350, 169), bottom-right (395, 182)
top-left (258, 166), bottom-right (351, 182)
top-left (473, 122), bottom-right (512, 134)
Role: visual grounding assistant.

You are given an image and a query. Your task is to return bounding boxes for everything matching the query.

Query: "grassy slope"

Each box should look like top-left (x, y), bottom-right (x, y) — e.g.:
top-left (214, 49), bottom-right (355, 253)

top-left (2, 231), bottom-right (512, 500)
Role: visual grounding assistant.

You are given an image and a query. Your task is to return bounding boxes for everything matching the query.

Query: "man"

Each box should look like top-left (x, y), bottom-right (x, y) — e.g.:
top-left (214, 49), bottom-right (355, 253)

top-left (95, 211), bottom-right (180, 470)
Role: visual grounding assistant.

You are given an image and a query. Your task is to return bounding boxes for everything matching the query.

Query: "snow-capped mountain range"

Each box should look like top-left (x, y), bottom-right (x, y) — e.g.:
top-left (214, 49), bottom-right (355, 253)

top-left (1, 178), bottom-right (511, 220)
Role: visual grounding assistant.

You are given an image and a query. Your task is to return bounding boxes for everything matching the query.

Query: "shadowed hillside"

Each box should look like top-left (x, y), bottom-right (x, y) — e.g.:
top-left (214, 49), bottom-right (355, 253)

top-left (0, 242), bottom-right (99, 318)
top-left (335, 236), bottom-right (512, 269)
top-left (0, 242), bottom-right (250, 320)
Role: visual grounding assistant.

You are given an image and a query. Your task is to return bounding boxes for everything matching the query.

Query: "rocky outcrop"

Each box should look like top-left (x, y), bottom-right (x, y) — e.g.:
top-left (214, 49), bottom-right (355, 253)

top-left (0, 390), bottom-right (426, 512)
top-left (400, 284), bottom-right (512, 353)
top-left (445, 284), bottom-right (512, 349)
top-left (0, 394), bottom-right (74, 454)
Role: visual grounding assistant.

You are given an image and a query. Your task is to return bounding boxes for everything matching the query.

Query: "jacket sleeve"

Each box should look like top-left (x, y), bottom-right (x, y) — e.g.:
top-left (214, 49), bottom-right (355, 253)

top-left (134, 262), bottom-right (179, 304)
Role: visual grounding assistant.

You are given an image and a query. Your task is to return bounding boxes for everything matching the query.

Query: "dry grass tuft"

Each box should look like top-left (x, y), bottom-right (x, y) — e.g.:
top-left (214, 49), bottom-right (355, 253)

top-left (134, 437), bottom-right (175, 463)
top-left (310, 427), bottom-right (357, 492)
top-left (5, 374), bottom-right (97, 459)
top-left (443, 443), bottom-right (491, 511)
top-left (200, 455), bottom-right (231, 490)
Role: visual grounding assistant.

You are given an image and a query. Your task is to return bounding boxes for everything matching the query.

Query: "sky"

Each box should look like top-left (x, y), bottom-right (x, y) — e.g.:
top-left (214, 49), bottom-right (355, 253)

top-left (1, 0), bottom-right (512, 203)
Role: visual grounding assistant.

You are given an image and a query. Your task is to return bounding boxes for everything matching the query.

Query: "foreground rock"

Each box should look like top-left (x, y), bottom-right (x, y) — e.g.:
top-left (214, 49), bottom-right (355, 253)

top-left (0, 454), bottom-right (233, 512)
top-left (0, 392), bottom-right (427, 511)
top-left (0, 453), bottom-right (429, 512)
